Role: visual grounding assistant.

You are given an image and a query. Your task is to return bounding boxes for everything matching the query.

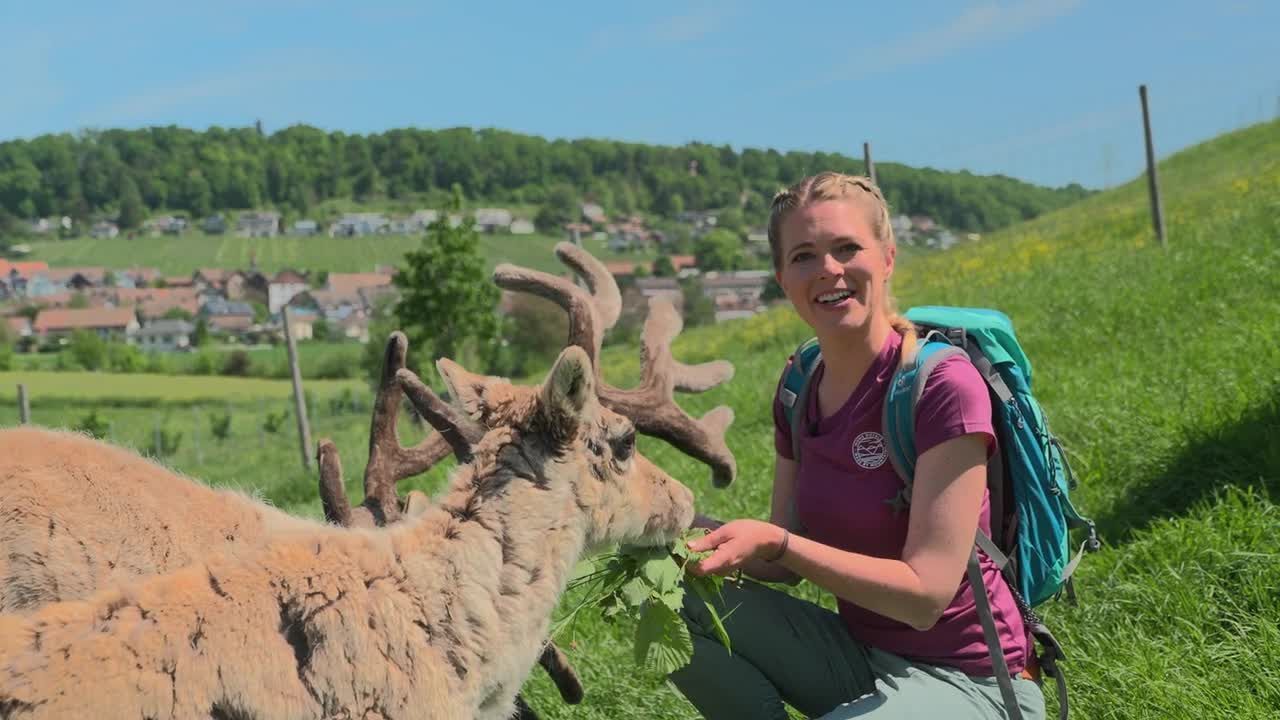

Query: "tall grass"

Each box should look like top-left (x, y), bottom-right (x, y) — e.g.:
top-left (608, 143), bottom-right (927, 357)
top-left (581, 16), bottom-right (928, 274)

top-left (2, 120), bottom-right (1276, 718)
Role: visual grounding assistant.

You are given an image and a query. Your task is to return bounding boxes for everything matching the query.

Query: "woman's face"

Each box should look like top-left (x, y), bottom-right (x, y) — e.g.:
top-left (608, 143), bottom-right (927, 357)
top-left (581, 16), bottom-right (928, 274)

top-left (775, 198), bottom-right (894, 338)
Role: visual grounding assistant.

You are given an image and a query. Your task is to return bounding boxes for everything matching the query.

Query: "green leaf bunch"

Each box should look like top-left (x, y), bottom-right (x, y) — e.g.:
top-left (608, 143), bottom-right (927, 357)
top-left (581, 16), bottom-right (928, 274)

top-left (557, 528), bottom-right (733, 676)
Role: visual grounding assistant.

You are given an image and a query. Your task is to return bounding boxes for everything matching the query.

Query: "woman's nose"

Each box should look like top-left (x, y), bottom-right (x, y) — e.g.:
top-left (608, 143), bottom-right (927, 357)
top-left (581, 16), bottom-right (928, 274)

top-left (820, 252), bottom-right (843, 276)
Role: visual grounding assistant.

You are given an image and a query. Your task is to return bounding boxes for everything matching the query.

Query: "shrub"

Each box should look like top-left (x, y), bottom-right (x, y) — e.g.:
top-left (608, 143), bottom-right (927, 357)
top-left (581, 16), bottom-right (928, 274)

top-left (262, 409), bottom-right (288, 434)
top-left (221, 349), bottom-right (252, 377)
top-left (73, 410), bottom-right (110, 439)
top-left (107, 343), bottom-right (146, 373)
top-left (209, 411), bottom-right (232, 442)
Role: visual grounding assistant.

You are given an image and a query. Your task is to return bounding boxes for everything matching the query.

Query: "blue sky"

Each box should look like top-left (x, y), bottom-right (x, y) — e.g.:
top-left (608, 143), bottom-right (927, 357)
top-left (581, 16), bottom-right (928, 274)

top-left (2, 0), bottom-right (1275, 189)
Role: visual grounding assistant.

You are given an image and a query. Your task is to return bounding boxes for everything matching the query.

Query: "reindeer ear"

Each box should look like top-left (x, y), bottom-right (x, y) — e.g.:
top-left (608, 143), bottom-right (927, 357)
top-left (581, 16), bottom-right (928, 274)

top-left (436, 357), bottom-right (498, 420)
top-left (541, 346), bottom-right (595, 439)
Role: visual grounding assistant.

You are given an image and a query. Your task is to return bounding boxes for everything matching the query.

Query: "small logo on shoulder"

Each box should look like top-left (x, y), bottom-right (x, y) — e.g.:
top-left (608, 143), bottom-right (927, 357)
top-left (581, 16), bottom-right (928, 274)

top-left (852, 431), bottom-right (887, 469)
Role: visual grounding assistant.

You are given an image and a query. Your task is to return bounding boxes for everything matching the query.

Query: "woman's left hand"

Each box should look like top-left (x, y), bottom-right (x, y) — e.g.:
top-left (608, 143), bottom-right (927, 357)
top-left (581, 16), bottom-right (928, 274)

top-left (687, 519), bottom-right (787, 577)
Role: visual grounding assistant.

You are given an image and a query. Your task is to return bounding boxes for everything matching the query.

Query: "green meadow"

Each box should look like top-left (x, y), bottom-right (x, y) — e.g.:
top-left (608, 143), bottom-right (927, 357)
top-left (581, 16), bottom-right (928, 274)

top-left (2, 120), bottom-right (1277, 718)
top-left (16, 230), bottom-right (660, 275)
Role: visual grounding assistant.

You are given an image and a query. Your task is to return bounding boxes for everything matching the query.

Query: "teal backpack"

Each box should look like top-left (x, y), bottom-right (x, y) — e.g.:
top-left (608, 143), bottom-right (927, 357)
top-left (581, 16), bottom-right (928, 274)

top-left (778, 306), bottom-right (1100, 720)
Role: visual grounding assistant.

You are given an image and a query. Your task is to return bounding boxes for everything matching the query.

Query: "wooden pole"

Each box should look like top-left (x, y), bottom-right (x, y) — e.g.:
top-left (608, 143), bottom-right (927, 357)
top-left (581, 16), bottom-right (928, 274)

top-left (282, 308), bottom-right (313, 470)
top-left (17, 384), bottom-right (30, 424)
top-left (863, 142), bottom-right (877, 186)
top-left (1139, 85), bottom-right (1167, 248)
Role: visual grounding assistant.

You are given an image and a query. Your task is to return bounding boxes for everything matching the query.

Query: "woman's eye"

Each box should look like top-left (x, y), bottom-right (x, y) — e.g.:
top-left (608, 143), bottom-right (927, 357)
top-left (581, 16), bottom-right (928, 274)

top-left (790, 251), bottom-right (814, 263)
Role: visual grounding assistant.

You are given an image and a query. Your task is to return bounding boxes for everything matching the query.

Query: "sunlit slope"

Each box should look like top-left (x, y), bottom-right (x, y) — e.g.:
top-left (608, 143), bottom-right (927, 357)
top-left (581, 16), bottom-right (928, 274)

top-left (537, 120), bottom-right (1279, 719)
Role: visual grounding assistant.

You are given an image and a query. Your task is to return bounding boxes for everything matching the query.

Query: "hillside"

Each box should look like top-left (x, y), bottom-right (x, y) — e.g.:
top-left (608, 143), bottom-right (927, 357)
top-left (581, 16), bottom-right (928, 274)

top-left (0, 125), bottom-right (1088, 242)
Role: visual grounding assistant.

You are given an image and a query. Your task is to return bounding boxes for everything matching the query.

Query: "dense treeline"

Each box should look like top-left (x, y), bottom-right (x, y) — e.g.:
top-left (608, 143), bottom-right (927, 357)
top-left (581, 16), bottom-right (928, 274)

top-left (0, 125), bottom-right (1089, 234)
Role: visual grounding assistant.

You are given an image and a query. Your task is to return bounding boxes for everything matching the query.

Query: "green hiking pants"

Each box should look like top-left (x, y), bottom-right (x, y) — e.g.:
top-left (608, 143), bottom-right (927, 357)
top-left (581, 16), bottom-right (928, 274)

top-left (668, 579), bottom-right (1046, 719)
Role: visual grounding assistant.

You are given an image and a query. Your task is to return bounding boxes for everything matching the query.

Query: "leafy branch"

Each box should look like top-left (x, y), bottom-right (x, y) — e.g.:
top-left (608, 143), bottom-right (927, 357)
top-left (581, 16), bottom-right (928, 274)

top-left (556, 528), bottom-right (734, 675)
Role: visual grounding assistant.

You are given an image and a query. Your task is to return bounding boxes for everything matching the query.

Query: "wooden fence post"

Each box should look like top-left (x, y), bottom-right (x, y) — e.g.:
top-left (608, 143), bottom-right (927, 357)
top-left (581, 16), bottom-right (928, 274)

top-left (863, 141), bottom-right (877, 186)
top-left (17, 384), bottom-right (30, 424)
top-left (283, 308), bottom-right (313, 470)
top-left (1139, 84), bottom-right (1168, 248)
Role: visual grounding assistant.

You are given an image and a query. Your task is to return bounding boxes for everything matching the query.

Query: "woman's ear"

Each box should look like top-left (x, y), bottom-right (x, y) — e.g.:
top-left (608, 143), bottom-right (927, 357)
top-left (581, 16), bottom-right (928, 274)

top-left (884, 243), bottom-right (897, 280)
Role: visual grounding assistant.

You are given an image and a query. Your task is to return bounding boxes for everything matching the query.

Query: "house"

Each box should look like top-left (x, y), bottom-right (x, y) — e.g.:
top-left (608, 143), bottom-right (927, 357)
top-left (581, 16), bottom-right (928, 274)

top-left (581, 203), bottom-right (607, 224)
top-left (329, 213), bottom-right (389, 237)
top-left (282, 307), bottom-right (315, 341)
top-left (289, 219), bottom-right (319, 236)
top-left (509, 218), bottom-right (535, 235)
top-left (202, 214), bottom-right (228, 235)
top-left (564, 222), bottom-right (592, 245)
top-left (136, 319), bottom-right (194, 352)
top-left (193, 269), bottom-right (231, 292)
top-left (909, 215), bottom-right (936, 233)
top-left (225, 271), bottom-right (269, 304)
top-left (0, 261), bottom-right (51, 300)
top-left (4, 316), bottom-right (31, 340)
top-left (327, 272), bottom-right (393, 299)
top-left (46, 267), bottom-right (108, 291)
top-left (143, 216), bottom-right (187, 236)
top-left (699, 270), bottom-right (772, 322)
top-left (102, 287), bottom-right (202, 320)
top-left (201, 299), bottom-right (256, 335)
top-left (473, 208), bottom-right (513, 233)
top-left (237, 211), bottom-right (281, 238)
top-left (90, 221), bottom-right (119, 239)
top-left (32, 307), bottom-right (139, 342)
top-left (633, 277), bottom-right (682, 303)
top-left (163, 275), bottom-right (195, 289)
top-left (268, 269), bottom-right (309, 314)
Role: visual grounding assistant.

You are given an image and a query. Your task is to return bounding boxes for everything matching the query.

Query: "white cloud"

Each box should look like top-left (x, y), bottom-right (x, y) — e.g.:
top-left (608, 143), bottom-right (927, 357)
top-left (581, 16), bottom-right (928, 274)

top-left (81, 51), bottom-right (363, 127)
top-left (818, 0), bottom-right (1081, 85)
top-left (587, 2), bottom-right (735, 52)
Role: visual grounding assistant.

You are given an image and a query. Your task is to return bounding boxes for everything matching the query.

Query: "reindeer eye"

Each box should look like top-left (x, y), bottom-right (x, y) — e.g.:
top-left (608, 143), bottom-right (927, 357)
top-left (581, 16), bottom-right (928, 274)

top-left (612, 429), bottom-right (636, 462)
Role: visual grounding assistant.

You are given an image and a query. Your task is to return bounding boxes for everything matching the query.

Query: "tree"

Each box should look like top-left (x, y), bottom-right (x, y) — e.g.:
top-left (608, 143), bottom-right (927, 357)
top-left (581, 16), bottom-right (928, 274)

top-left (191, 317), bottom-right (210, 347)
top-left (652, 255), bottom-right (676, 278)
top-left (117, 174), bottom-right (145, 230)
top-left (680, 278), bottom-right (715, 328)
top-left (694, 228), bottom-right (745, 272)
top-left (68, 330), bottom-right (107, 371)
top-left (535, 184), bottom-right (578, 233)
top-left (392, 214), bottom-right (501, 380)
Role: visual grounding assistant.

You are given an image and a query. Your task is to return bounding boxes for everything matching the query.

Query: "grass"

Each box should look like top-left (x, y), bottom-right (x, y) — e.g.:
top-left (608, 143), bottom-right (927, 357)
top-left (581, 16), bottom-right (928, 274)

top-left (16, 230), bottom-right (662, 275)
top-left (2, 119), bottom-right (1277, 718)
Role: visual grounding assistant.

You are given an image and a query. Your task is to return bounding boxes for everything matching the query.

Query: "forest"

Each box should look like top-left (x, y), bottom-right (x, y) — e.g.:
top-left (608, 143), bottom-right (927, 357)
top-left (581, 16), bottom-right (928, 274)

top-left (0, 125), bottom-right (1090, 235)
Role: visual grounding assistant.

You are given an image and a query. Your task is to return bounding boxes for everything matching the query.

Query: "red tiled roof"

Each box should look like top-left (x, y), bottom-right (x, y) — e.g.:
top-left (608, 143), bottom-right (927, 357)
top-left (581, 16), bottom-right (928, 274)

top-left (327, 272), bottom-right (393, 297)
top-left (33, 307), bottom-right (137, 333)
top-left (0, 261), bottom-right (50, 279)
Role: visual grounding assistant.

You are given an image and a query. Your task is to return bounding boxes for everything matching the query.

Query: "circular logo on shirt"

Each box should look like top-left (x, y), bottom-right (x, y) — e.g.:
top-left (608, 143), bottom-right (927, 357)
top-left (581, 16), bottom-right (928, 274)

top-left (852, 431), bottom-right (887, 469)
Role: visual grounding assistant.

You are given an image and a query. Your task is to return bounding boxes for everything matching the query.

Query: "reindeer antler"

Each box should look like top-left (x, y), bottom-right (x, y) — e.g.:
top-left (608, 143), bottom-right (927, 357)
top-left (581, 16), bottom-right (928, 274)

top-left (315, 332), bottom-right (584, 712)
top-left (494, 242), bottom-right (738, 487)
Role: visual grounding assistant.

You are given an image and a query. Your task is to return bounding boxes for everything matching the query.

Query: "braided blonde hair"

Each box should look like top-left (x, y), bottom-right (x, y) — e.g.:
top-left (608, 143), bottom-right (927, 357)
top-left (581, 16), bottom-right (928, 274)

top-left (766, 171), bottom-right (917, 360)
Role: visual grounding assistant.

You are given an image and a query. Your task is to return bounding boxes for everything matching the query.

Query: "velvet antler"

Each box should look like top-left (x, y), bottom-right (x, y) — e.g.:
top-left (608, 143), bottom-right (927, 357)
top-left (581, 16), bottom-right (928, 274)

top-left (493, 242), bottom-right (737, 487)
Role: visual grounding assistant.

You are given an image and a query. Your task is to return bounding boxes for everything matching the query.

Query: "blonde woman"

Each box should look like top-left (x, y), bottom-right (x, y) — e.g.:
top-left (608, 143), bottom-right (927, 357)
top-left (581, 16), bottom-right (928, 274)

top-left (670, 172), bottom-right (1044, 719)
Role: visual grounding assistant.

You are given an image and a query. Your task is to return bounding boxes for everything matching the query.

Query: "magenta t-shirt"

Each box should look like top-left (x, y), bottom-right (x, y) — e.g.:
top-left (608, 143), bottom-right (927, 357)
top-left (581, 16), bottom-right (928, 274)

top-left (773, 331), bottom-right (1030, 676)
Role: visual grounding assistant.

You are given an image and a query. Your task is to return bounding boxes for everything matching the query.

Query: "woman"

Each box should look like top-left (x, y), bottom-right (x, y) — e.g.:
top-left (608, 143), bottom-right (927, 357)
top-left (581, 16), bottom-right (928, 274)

top-left (669, 172), bottom-right (1045, 719)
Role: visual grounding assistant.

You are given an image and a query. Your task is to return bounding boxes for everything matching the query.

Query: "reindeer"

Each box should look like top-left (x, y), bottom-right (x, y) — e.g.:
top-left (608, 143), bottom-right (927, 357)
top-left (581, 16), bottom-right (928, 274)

top-left (0, 242), bottom-right (742, 717)
top-left (0, 345), bottom-right (698, 719)
top-left (0, 332), bottom-right (580, 718)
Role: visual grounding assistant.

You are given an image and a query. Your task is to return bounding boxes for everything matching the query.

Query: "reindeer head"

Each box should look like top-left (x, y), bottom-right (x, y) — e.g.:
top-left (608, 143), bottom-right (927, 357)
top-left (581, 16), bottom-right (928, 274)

top-left (393, 346), bottom-right (695, 550)
top-left (523, 345), bottom-right (695, 548)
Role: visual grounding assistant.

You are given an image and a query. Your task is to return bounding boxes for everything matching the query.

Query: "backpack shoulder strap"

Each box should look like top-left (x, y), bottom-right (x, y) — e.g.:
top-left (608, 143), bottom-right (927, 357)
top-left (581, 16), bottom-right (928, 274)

top-left (882, 336), bottom-right (968, 488)
top-left (778, 338), bottom-right (822, 463)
